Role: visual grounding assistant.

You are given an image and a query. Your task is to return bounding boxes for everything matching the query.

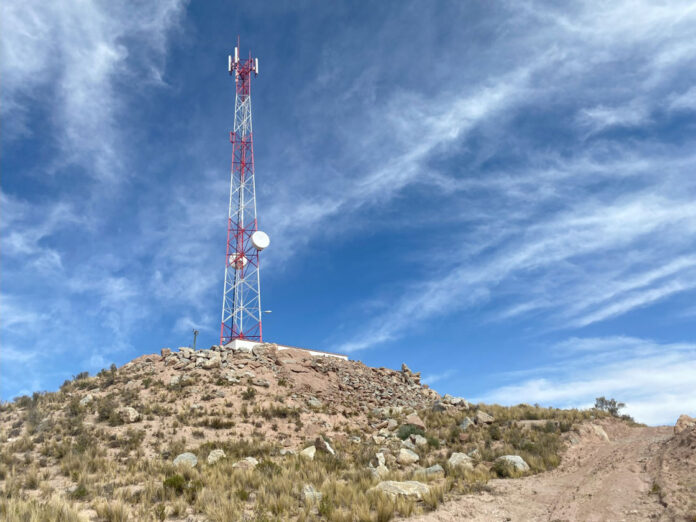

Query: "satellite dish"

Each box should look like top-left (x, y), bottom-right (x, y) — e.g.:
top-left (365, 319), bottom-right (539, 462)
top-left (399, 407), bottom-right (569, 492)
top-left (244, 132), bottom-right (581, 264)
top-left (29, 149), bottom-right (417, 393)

top-left (251, 231), bottom-right (270, 251)
top-left (228, 253), bottom-right (247, 269)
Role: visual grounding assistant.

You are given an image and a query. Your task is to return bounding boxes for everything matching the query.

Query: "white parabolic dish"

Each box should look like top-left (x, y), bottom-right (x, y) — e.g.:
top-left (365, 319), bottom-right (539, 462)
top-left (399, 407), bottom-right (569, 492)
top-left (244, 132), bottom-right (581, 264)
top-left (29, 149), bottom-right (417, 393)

top-left (251, 230), bottom-right (270, 251)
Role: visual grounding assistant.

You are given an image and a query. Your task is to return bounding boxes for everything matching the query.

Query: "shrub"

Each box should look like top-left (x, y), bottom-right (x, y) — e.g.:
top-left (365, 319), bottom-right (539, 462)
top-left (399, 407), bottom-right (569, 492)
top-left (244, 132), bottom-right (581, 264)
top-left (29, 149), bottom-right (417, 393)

top-left (242, 387), bottom-right (256, 400)
top-left (70, 482), bottom-right (89, 500)
top-left (163, 474), bottom-right (186, 495)
top-left (256, 460), bottom-right (281, 477)
top-left (594, 396), bottom-right (625, 417)
top-left (396, 424), bottom-right (424, 440)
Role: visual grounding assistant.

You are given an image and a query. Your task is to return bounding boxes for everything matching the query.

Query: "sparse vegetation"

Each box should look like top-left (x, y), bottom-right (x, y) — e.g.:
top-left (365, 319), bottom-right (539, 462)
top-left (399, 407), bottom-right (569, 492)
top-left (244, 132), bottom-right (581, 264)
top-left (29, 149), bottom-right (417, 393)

top-left (0, 346), bottom-right (650, 521)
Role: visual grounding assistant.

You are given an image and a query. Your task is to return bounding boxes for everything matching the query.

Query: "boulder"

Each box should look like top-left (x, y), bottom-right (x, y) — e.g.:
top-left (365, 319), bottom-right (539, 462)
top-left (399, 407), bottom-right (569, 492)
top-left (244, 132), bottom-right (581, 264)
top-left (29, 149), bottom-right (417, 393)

top-left (207, 449), bottom-right (226, 465)
top-left (307, 397), bottom-right (323, 408)
top-left (173, 452), bottom-right (197, 468)
top-left (279, 448), bottom-right (296, 456)
top-left (370, 480), bottom-right (430, 500)
top-left (314, 437), bottom-right (335, 456)
top-left (459, 417), bottom-right (474, 431)
top-left (404, 413), bottom-right (426, 430)
top-left (411, 434), bottom-right (428, 446)
top-left (169, 375), bottom-right (181, 386)
top-left (118, 406), bottom-right (140, 424)
top-left (202, 356), bottom-right (221, 369)
top-left (79, 394), bottom-right (93, 406)
top-left (302, 484), bottom-right (322, 503)
top-left (397, 448), bottom-right (420, 465)
top-left (431, 401), bottom-right (447, 412)
top-left (161, 348), bottom-right (171, 357)
top-left (448, 452), bottom-right (474, 470)
top-left (443, 394), bottom-right (469, 407)
top-left (674, 414), bottom-right (696, 434)
top-left (300, 446), bottom-right (316, 460)
top-left (421, 464), bottom-right (445, 478)
top-left (495, 455), bottom-right (530, 472)
top-left (401, 438), bottom-right (416, 450)
top-left (232, 456), bottom-right (258, 470)
top-left (474, 410), bottom-right (494, 424)
top-left (370, 464), bottom-right (390, 478)
top-left (386, 418), bottom-right (398, 431)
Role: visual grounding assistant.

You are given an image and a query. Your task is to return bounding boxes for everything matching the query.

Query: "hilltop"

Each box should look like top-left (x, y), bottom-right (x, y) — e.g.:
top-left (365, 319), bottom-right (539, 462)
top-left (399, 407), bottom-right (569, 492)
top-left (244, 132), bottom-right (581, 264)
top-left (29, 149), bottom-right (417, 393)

top-left (1, 343), bottom-right (694, 521)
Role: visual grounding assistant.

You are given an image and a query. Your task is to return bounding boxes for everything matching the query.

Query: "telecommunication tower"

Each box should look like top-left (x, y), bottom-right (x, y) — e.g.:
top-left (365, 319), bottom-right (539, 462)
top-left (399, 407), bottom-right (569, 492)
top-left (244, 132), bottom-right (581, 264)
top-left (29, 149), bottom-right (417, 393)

top-left (220, 41), bottom-right (270, 345)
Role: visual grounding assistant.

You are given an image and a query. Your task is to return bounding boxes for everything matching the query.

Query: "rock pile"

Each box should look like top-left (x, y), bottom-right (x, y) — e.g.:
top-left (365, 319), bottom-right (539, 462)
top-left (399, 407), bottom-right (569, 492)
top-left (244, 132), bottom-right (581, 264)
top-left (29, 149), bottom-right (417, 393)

top-left (147, 343), bottom-right (440, 413)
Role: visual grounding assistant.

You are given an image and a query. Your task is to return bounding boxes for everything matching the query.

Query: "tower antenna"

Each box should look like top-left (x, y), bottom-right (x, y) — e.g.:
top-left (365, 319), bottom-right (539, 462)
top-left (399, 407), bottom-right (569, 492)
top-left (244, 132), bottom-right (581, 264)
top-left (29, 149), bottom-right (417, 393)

top-left (220, 39), bottom-right (269, 345)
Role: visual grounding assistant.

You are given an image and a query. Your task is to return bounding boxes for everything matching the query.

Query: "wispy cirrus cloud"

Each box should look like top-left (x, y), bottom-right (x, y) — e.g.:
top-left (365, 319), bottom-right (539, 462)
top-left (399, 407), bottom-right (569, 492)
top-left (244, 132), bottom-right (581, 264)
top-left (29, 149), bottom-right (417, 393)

top-left (473, 336), bottom-right (696, 425)
top-left (0, 0), bottom-right (186, 180)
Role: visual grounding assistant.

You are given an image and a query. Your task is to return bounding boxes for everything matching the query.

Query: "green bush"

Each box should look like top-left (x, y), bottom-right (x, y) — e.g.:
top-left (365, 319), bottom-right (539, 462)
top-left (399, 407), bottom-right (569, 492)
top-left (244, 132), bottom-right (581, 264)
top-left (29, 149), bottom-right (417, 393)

top-left (163, 474), bottom-right (186, 495)
top-left (242, 387), bottom-right (256, 400)
top-left (397, 424), bottom-right (424, 440)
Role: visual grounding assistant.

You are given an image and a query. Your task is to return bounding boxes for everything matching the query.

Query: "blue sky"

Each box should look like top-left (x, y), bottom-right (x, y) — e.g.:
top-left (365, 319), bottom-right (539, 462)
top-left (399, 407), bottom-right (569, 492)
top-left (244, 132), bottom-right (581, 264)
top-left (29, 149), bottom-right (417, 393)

top-left (2, 1), bottom-right (695, 425)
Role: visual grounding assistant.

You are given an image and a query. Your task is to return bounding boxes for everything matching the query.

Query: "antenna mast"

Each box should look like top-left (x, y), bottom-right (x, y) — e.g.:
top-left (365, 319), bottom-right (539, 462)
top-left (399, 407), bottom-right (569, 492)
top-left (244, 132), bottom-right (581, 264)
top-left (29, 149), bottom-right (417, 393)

top-left (220, 40), bottom-right (269, 345)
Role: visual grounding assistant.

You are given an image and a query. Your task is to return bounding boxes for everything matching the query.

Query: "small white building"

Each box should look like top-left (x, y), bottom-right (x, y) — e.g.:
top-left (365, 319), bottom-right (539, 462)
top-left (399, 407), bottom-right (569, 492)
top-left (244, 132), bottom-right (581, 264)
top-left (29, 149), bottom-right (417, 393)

top-left (225, 339), bottom-right (348, 361)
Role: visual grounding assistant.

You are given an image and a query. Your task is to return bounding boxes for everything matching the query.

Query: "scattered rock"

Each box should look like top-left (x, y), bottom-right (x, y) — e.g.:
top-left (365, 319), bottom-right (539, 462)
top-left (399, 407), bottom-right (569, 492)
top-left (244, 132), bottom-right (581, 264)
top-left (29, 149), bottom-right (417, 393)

top-left (591, 424), bottom-right (610, 441)
top-left (118, 407), bottom-right (140, 424)
top-left (302, 484), bottom-right (323, 503)
top-left (232, 456), bottom-right (258, 470)
top-left (386, 418), bottom-right (398, 431)
top-left (418, 464), bottom-right (445, 478)
top-left (202, 355), bottom-right (221, 369)
top-left (173, 452), bottom-right (197, 468)
top-left (475, 410), bottom-right (494, 424)
top-left (397, 448), bottom-right (420, 465)
top-left (372, 434), bottom-right (386, 444)
top-left (252, 378), bottom-right (270, 387)
top-left (371, 464), bottom-right (390, 478)
top-left (459, 417), bottom-right (474, 431)
top-left (674, 414), bottom-right (695, 434)
top-left (448, 452), bottom-right (474, 470)
top-left (401, 438), bottom-right (416, 450)
top-left (495, 455), bottom-right (530, 472)
top-left (79, 394), bottom-right (93, 406)
top-left (411, 434), bottom-right (428, 446)
top-left (300, 446), bottom-right (316, 460)
top-left (370, 480), bottom-right (430, 500)
top-left (404, 413), bottom-right (426, 430)
top-left (207, 449), bottom-right (226, 465)
top-left (279, 449), bottom-right (296, 456)
top-left (169, 375), bottom-right (181, 386)
top-left (315, 436), bottom-right (335, 456)
top-left (431, 401), bottom-right (447, 412)
top-left (307, 396), bottom-right (323, 408)
top-left (442, 394), bottom-right (469, 408)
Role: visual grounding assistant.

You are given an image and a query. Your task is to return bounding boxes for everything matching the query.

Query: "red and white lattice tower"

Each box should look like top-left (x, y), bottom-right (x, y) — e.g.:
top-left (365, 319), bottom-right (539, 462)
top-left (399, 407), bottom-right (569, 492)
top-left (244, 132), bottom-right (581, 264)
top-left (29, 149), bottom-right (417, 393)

top-left (220, 42), bottom-right (269, 345)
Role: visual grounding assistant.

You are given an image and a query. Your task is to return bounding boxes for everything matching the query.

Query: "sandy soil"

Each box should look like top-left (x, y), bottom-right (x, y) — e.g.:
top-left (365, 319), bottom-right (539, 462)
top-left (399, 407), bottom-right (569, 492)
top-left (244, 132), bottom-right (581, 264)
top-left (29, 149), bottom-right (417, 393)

top-left (414, 420), bottom-right (680, 522)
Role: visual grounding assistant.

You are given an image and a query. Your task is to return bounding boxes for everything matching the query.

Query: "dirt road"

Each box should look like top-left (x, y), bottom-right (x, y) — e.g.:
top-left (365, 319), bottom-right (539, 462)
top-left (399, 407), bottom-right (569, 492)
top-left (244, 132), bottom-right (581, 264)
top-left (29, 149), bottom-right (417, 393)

top-left (414, 421), bottom-right (679, 521)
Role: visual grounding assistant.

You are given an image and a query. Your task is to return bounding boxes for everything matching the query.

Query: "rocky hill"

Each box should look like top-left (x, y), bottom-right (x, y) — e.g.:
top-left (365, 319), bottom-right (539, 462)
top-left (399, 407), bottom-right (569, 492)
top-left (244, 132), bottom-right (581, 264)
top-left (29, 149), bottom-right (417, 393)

top-left (0, 343), bottom-right (693, 521)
